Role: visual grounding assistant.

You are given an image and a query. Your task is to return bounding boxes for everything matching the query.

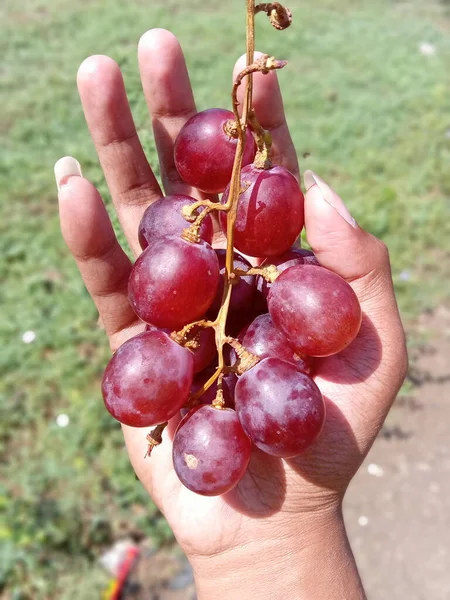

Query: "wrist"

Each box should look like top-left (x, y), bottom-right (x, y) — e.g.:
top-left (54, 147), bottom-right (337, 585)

top-left (190, 505), bottom-right (365, 600)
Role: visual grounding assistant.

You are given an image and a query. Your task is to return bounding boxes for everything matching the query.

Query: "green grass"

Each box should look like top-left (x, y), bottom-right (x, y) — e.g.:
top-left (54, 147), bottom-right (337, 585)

top-left (1, 0), bottom-right (450, 596)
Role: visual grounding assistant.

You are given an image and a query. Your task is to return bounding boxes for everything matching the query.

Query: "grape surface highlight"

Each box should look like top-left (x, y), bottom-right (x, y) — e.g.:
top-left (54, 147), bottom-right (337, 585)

top-left (102, 330), bottom-right (194, 427)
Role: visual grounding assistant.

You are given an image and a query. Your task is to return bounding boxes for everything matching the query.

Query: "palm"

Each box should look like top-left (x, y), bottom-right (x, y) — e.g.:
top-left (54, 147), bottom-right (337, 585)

top-left (57, 29), bottom-right (406, 561)
top-left (122, 315), bottom-right (376, 556)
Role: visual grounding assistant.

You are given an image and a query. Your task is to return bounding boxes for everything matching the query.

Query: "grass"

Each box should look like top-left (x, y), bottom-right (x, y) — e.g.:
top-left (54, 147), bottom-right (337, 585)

top-left (1, 0), bottom-right (449, 597)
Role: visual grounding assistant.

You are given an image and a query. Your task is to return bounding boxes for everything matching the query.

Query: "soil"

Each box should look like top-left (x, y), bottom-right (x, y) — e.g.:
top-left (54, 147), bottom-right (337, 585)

top-left (344, 305), bottom-right (450, 600)
top-left (120, 306), bottom-right (450, 600)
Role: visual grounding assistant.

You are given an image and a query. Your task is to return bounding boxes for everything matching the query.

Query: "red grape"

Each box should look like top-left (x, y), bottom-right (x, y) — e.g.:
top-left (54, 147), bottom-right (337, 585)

top-left (208, 249), bottom-right (255, 318)
top-left (219, 165), bottom-right (304, 257)
top-left (102, 330), bottom-right (194, 427)
top-left (174, 109), bottom-right (256, 194)
top-left (235, 358), bottom-right (325, 457)
top-left (173, 405), bottom-right (251, 496)
top-left (257, 247), bottom-right (320, 298)
top-left (138, 195), bottom-right (213, 250)
top-left (268, 265), bottom-right (362, 356)
top-left (189, 366), bottom-right (237, 408)
top-left (146, 324), bottom-right (216, 374)
top-left (235, 313), bottom-right (314, 375)
top-left (128, 236), bottom-right (220, 330)
top-left (188, 327), bottom-right (217, 374)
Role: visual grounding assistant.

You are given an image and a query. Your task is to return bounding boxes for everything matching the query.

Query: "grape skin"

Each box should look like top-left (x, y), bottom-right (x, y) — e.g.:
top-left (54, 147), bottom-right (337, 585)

top-left (268, 264), bottom-right (362, 357)
top-left (174, 108), bottom-right (256, 194)
top-left (173, 405), bottom-right (251, 496)
top-left (236, 313), bottom-right (314, 375)
top-left (102, 330), bottom-right (194, 427)
top-left (257, 247), bottom-right (319, 299)
top-left (138, 195), bottom-right (214, 250)
top-left (190, 366), bottom-right (237, 408)
top-left (146, 324), bottom-right (217, 374)
top-left (235, 358), bottom-right (325, 458)
top-left (128, 236), bottom-right (220, 330)
top-left (208, 249), bottom-right (255, 318)
top-left (188, 327), bottom-right (217, 374)
top-left (220, 164), bottom-right (305, 257)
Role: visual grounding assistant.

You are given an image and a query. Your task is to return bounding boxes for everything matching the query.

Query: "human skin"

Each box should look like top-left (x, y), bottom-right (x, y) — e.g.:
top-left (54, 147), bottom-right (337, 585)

top-left (55, 29), bottom-right (408, 599)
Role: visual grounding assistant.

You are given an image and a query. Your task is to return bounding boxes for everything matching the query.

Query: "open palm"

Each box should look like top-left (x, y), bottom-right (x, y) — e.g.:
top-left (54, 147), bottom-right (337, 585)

top-left (56, 29), bottom-right (407, 563)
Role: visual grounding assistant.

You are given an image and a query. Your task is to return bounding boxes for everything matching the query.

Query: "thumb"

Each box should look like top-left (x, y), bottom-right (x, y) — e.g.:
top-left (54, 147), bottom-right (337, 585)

top-left (303, 170), bottom-right (408, 429)
top-left (303, 170), bottom-right (399, 310)
top-left (304, 170), bottom-right (387, 286)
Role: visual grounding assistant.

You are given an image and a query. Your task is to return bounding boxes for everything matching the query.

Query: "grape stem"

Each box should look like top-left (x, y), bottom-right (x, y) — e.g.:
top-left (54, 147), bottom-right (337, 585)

top-left (177, 0), bottom-right (290, 407)
top-left (224, 336), bottom-right (260, 375)
top-left (234, 264), bottom-right (279, 282)
top-left (181, 55), bottom-right (287, 226)
top-left (172, 319), bottom-right (215, 344)
top-left (145, 422), bottom-right (168, 457)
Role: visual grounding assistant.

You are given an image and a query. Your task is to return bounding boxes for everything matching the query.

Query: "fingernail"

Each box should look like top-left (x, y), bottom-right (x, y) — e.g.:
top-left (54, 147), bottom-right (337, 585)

top-left (304, 170), bottom-right (356, 228)
top-left (54, 156), bottom-right (82, 191)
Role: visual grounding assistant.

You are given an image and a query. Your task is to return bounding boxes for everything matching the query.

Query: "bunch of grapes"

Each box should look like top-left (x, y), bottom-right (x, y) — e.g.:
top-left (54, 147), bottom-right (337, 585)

top-left (101, 3), bottom-right (362, 497)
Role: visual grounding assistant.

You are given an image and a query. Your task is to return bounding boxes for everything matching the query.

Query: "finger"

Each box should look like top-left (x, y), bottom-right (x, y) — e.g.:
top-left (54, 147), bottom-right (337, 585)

top-left (138, 29), bottom-right (198, 196)
top-left (77, 55), bottom-right (162, 256)
top-left (233, 52), bottom-right (299, 180)
top-left (55, 157), bottom-right (141, 347)
top-left (121, 413), bottom-right (182, 506)
top-left (303, 170), bottom-right (408, 437)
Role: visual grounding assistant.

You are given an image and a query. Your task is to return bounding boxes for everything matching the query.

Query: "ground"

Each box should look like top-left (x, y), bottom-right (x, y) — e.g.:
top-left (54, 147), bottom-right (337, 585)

top-left (345, 305), bottom-right (450, 599)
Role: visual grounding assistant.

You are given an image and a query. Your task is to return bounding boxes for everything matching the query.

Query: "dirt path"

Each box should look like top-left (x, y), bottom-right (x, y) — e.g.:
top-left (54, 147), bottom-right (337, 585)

top-left (120, 307), bottom-right (450, 599)
top-left (344, 305), bottom-right (450, 599)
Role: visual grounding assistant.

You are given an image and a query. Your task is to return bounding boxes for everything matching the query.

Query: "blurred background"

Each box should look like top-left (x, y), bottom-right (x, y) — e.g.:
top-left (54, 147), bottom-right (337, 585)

top-left (1, 0), bottom-right (450, 597)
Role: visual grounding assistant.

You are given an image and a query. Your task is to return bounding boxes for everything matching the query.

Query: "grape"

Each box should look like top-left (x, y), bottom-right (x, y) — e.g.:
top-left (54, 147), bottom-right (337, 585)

top-left (235, 313), bottom-right (314, 375)
top-left (268, 265), bottom-right (362, 357)
top-left (146, 324), bottom-right (216, 374)
top-left (173, 405), bottom-right (251, 496)
top-left (235, 358), bottom-right (325, 457)
top-left (253, 287), bottom-right (268, 316)
top-left (189, 366), bottom-right (237, 408)
top-left (102, 330), bottom-right (194, 427)
top-left (128, 236), bottom-right (220, 330)
top-left (138, 195), bottom-right (213, 250)
top-left (257, 247), bottom-right (320, 298)
top-left (220, 165), bottom-right (304, 257)
top-left (188, 327), bottom-right (217, 373)
top-left (174, 109), bottom-right (256, 194)
top-left (208, 249), bottom-right (255, 318)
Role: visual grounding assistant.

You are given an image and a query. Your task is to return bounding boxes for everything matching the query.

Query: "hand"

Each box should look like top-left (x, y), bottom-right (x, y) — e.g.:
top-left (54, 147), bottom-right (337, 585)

top-left (56, 29), bottom-right (407, 599)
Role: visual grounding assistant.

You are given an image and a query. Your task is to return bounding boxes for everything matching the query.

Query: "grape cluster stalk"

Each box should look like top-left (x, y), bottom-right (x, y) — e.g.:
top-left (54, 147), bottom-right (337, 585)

top-left (101, 0), bottom-right (363, 496)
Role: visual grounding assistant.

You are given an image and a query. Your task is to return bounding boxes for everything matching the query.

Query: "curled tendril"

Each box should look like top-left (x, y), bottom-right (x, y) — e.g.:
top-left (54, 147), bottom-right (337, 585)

top-left (255, 2), bottom-right (292, 30)
top-left (233, 55), bottom-right (287, 113)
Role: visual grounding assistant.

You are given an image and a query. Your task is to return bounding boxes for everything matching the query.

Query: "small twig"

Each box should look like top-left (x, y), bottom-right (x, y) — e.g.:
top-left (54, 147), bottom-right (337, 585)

top-left (181, 200), bottom-right (226, 221)
top-left (189, 367), bottom-right (222, 404)
top-left (212, 373), bottom-right (226, 409)
top-left (145, 422), bottom-right (168, 458)
top-left (225, 336), bottom-right (260, 375)
top-left (181, 207), bottom-right (213, 244)
top-left (172, 320), bottom-right (215, 347)
top-left (234, 264), bottom-right (279, 282)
